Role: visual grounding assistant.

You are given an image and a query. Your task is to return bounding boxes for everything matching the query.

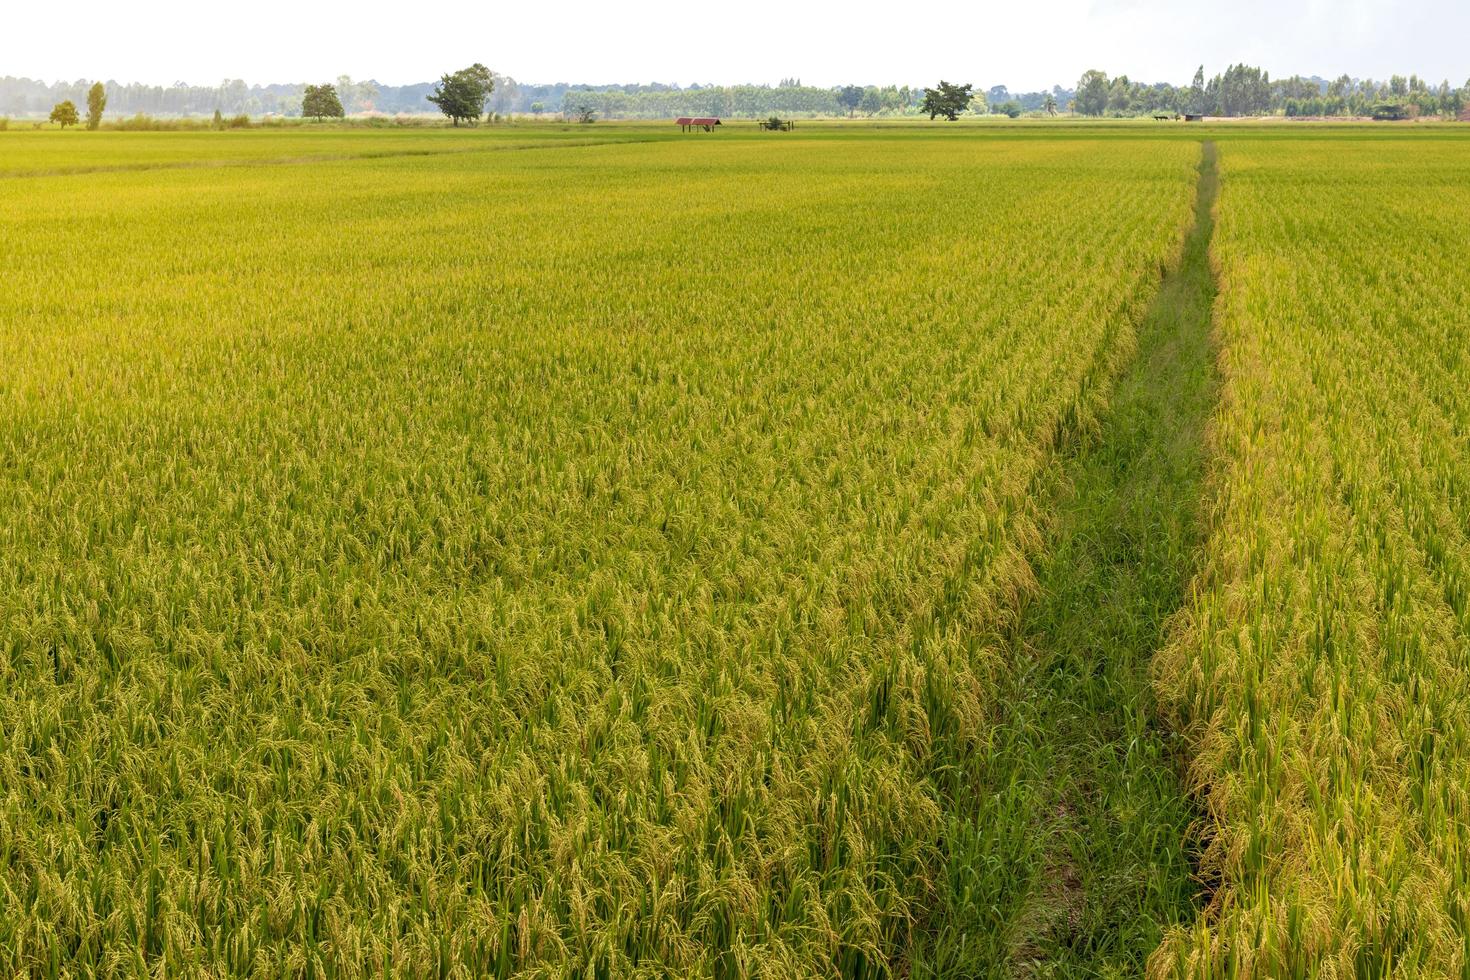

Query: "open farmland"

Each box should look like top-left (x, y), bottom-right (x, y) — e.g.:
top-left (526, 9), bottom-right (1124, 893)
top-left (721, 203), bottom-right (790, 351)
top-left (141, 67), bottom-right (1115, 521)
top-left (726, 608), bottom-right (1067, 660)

top-left (0, 130), bottom-right (1201, 976)
top-left (5, 122), bottom-right (1470, 977)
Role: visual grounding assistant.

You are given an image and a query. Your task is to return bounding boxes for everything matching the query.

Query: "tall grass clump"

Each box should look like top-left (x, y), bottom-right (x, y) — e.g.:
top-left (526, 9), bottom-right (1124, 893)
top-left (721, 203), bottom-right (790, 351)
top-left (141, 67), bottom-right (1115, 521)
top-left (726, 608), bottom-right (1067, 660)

top-left (108, 113), bottom-right (202, 132)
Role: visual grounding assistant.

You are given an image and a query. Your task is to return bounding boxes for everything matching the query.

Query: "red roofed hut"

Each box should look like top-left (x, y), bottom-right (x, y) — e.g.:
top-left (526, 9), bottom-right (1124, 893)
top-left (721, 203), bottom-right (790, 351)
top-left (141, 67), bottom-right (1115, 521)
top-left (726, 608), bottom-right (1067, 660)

top-left (677, 117), bottom-right (722, 132)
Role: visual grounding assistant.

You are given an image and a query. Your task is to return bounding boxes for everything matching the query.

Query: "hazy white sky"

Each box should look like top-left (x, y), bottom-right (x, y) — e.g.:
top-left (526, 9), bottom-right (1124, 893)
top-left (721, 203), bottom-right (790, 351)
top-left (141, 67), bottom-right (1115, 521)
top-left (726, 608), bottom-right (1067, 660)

top-left (4, 0), bottom-right (1467, 90)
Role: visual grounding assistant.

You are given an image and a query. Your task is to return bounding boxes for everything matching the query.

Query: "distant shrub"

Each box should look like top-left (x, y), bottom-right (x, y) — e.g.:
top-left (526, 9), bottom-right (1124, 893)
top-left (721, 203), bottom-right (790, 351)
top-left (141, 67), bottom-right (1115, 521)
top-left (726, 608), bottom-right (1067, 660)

top-left (107, 114), bottom-right (212, 132)
top-left (229, 114), bottom-right (250, 128)
top-left (0, 117), bottom-right (8, 131)
top-left (115, 113), bottom-right (158, 131)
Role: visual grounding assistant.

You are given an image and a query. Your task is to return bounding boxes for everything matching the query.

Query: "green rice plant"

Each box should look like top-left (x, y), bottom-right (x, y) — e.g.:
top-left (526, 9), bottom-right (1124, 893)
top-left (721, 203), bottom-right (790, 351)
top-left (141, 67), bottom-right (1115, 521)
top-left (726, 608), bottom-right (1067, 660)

top-left (1152, 135), bottom-right (1470, 977)
top-left (0, 132), bottom-right (1197, 975)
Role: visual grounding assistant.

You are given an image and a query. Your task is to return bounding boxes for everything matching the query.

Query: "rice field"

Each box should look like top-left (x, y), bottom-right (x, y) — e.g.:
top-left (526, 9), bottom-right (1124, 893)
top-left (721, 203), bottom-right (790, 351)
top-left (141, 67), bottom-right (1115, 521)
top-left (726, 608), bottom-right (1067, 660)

top-left (1153, 135), bottom-right (1470, 978)
top-left (0, 130), bottom-right (1198, 976)
top-left (0, 127), bottom-right (654, 177)
top-left (2, 123), bottom-right (1467, 977)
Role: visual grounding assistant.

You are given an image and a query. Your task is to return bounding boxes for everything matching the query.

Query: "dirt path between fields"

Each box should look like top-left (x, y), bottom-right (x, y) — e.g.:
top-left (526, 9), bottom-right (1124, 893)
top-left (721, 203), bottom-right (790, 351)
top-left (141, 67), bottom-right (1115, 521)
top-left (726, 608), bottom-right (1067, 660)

top-left (1001, 139), bottom-right (1220, 976)
top-left (908, 141), bottom-right (1220, 977)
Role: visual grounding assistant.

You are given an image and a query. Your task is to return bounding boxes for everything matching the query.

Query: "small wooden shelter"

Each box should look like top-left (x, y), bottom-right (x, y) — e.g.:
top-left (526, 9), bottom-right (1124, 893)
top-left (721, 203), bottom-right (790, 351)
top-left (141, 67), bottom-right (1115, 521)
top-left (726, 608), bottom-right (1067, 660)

top-left (677, 117), bottom-right (722, 132)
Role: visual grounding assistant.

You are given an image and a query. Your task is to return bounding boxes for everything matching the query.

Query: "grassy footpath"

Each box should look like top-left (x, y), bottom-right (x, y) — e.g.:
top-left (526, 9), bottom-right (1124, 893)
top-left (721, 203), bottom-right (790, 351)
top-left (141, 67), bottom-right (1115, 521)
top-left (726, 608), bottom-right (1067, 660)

top-left (912, 143), bottom-right (1219, 977)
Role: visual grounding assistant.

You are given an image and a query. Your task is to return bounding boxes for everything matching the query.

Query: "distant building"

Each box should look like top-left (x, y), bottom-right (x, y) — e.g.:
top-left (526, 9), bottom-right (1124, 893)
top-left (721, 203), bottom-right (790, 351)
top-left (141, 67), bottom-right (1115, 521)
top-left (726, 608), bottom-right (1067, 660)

top-left (676, 117), bottom-right (722, 132)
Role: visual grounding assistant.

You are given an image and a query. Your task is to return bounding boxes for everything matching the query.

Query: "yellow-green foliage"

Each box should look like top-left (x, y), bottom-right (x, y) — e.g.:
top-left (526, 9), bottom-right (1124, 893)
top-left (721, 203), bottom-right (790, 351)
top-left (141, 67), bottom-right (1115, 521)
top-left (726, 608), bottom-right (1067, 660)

top-left (0, 134), bottom-right (1196, 975)
top-left (1152, 138), bottom-right (1470, 977)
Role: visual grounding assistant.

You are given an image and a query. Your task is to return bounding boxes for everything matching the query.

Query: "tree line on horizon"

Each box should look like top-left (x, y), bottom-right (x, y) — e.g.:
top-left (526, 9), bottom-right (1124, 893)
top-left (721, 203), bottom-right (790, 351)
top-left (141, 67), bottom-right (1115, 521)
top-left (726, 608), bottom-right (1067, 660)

top-left (32, 67), bottom-right (499, 131)
top-left (4, 65), bottom-right (1469, 123)
top-left (1071, 66), bottom-right (1469, 120)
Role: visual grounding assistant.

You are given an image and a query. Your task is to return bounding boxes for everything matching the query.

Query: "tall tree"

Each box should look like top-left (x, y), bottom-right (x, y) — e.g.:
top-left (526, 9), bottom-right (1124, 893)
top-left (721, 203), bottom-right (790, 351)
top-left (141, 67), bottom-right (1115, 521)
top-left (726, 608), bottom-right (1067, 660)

top-left (86, 82), bottom-right (107, 130)
top-left (49, 100), bottom-right (79, 128)
top-left (1043, 92), bottom-right (1058, 116)
top-left (1075, 70), bottom-right (1109, 116)
top-left (836, 85), bottom-right (863, 117)
top-left (1106, 74), bottom-right (1132, 115)
top-left (920, 81), bottom-right (973, 121)
top-left (301, 84), bottom-right (344, 120)
top-left (336, 75), bottom-right (379, 114)
top-left (428, 64), bottom-right (494, 126)
top-left (1213, 64), bottom-right (1270, 116)
top-left (1188, 65), bottom-right (1207, 114)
